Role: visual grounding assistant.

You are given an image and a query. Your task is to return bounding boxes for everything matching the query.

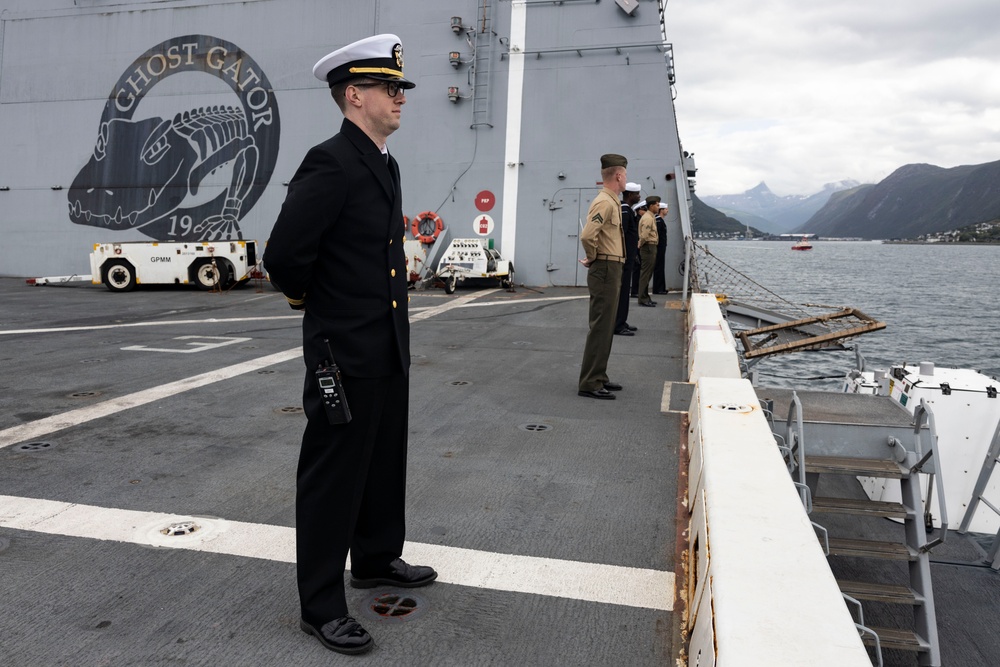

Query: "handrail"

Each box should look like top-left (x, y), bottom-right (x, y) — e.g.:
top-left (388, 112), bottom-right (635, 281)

top-left (784, 392), bottom-right (808, 507)
top-left (842, 591), bottom-right (885, 667)
top-left (678, 166), bottom-right (693, 310)
top-left (914, 399), bottom-right (949, 550)
top-left (812, 521), bottom-right (830, 555)
top-left (958, 412), bottom-right (1000, 533)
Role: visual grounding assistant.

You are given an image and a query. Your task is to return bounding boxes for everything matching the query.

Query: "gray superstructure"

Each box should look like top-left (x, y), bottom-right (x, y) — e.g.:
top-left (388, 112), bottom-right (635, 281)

top-left (0, 0), bottom-right (688, 287)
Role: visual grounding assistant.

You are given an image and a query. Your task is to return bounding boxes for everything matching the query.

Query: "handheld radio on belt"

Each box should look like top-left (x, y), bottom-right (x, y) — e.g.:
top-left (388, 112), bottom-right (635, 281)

top-left (315, 338), bottom-right (351, 424)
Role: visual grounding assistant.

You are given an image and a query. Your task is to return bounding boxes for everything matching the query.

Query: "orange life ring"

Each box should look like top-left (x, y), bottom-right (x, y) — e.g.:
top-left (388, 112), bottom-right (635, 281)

top-left (411, 211), bottom-right (444, 244)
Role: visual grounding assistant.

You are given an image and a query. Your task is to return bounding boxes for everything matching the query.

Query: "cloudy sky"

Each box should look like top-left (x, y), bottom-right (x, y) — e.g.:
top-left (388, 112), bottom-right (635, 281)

top-left (666, 0), bottom-right (1000, 196)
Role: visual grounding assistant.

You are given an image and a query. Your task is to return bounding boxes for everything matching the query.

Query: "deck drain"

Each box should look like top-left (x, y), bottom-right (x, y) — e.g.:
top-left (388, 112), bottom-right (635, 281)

top-left (68, 391), bottom-right (101, 398)
top-left (446, 380), bottom-right (471, 386)
top-left (15, 441), bottom-right (55, 452)
top-left (276, 406), bottom-right (304, 415)
top-left (160, 521), bottom-right (200, 537)
top-left (139, 516), bottom-right (224, 547)
top-left (519, 423), bottom-right (552, 433)
top-left (240, 345), bottom-right (258, 349)
top-left (360, 592), bottom-right (427, 624)
top-left (79, 358), bottom-right (107, 364)
top-left (257, 369), bottom-right (276, 375)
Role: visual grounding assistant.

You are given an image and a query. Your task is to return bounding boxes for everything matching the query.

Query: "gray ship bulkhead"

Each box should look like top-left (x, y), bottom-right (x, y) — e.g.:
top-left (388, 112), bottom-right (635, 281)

top-left (0, 0), bottom-right (685, 288)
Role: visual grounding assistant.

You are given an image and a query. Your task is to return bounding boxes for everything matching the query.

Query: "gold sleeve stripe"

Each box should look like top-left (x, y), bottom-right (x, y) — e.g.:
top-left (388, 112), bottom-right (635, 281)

top-left (286, 296), bottom-right (305, 306)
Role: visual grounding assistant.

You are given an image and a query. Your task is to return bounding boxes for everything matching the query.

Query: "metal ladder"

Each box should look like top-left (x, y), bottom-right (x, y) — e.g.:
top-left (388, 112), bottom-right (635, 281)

top-left (957, 414), bottom-right (1000, 568)
top-left (471, 0), bottom-right (496, 129)
top-left (768, 393), bottom-right (946, 666)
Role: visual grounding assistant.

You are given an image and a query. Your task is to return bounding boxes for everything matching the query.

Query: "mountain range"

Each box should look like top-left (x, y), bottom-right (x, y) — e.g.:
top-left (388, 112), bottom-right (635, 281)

top-left (701, 181), bottom-right (860, 234)
top-left (797, 160), bottom-right (1000, 239)
top-left (691, 194), bottom-right (758, 235)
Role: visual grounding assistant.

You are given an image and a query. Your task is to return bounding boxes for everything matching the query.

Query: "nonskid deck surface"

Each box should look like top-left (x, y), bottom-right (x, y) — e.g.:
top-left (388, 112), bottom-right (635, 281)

top-left (0, 279), bottom-right (685, 666)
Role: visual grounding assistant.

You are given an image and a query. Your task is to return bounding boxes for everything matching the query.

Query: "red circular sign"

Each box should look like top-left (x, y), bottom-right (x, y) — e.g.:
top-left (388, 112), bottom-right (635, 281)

top-left (475, 190), bottom-right (496, 212)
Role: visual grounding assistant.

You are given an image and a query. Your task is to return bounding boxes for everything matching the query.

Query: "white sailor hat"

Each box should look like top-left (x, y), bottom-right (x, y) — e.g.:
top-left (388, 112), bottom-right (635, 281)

top-left (313, 34), bottom-right (416, 89)
top-left (625, 182), bottom-right (641, 193)
top-left (633, 200), bottom-right (648, 210)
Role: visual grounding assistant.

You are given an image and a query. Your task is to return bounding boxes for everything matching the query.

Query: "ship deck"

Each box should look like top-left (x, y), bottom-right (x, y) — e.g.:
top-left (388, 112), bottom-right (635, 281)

top-left (0, 279), bottom-right (686, 666)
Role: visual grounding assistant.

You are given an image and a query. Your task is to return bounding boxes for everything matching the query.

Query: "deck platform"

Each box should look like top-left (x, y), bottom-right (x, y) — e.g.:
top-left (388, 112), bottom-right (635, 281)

top-left (0, 279), bottom-right (686, 666)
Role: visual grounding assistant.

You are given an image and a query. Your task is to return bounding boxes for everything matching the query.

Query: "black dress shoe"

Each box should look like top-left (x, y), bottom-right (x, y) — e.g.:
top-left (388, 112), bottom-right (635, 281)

top-left (603, 381), bottom-right (623, 391)
top-left (638, 301), bottom-right (656, 307)
top-left (625, 324), bottom-right (637, 331)
top-left (614, 328), bottom-right (634, 336)
top-left (578, 388), bottom-right (616, 400)
top-left (653, 291), bottom-right (668, 295)
top-left (350, 558), bottom-right (437, 589)
top-left (300, 617), bottom-right (373, 655)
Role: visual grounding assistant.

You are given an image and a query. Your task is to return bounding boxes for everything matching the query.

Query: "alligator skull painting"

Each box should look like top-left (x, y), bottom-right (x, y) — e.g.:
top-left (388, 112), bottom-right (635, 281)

top-left (69, 106), bottom-right (259, 240)
top-left (67, 35), bottom-right (279, 242)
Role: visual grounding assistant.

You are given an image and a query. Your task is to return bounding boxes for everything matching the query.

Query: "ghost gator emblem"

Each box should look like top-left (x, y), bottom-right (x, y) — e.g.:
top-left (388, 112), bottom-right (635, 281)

top-left (68, 35), bottom-right (280, 242)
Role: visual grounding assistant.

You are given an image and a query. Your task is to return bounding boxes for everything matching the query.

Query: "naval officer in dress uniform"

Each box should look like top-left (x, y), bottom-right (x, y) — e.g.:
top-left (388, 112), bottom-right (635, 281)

top-left (578, 153), bottom-right (628, 400)
top-left (264, 34), bottom-right (436, 656)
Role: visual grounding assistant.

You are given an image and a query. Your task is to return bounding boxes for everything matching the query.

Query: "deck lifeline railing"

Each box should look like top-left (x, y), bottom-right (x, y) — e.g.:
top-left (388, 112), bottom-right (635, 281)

top-left (685, 293), bottom-right (871, 666)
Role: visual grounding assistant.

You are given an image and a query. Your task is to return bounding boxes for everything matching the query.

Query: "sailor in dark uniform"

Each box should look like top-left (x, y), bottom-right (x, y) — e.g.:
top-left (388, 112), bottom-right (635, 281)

top-left (614, 182), bottom-right (642, 336)
top-left (263, 34), bottom-right (436, 656)
top-left (653, 200), bottom-right (668, 294)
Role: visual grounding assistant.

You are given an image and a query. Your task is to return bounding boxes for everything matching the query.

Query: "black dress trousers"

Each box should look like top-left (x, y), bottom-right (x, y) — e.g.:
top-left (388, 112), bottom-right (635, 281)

top-left (653, 215), bottom-right (667, 293)
top-left (296, 371), bottom-right (408, 625)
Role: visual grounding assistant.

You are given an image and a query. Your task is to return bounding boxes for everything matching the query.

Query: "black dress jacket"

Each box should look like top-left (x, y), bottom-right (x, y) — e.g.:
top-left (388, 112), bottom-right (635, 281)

top-left (621, 204), bottom-right (639, 268)
top-left (264, 118), bottom-right (410, 379)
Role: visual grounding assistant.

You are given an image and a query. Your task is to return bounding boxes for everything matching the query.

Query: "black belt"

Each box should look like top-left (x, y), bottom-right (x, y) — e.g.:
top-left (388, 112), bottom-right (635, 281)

top-left (595, 253), bottom-right (624, 262)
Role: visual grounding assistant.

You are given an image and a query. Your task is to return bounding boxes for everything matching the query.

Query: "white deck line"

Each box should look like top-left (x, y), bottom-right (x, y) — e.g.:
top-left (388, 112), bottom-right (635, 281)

top-left (0, 494), bottom-right (674, 611)
top-left (0, 314), bottom-right (303, 336)
top-left (0, 347), bottom-right (304, 449)
top-left (0, 291), bottom-right (585, 336)
top-left (0, 290), bottom-right (503, 449)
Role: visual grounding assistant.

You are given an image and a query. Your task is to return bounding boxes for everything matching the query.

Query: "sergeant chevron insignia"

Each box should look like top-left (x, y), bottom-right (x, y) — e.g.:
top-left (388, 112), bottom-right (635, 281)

top-left (592, 212), bottom-right (604, 224)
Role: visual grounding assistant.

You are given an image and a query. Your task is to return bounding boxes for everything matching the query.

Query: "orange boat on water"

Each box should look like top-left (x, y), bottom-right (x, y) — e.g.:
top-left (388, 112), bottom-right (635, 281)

top-left (791, 236), bottom-right (813, 250)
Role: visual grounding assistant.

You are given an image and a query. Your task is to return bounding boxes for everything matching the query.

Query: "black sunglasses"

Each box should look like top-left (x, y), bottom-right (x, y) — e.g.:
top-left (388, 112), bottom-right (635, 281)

top-left (352, 81), bottom-right (403, 98)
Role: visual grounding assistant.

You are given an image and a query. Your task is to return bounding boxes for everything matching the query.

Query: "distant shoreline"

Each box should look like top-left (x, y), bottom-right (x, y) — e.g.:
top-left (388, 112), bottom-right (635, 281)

top-left (882, 240), bottom-right (1000, 245)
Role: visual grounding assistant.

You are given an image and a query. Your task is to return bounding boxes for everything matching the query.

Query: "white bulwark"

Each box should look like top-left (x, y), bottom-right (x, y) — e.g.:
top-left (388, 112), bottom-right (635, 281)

top-left (684, 294), bottom-right (871, 666)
